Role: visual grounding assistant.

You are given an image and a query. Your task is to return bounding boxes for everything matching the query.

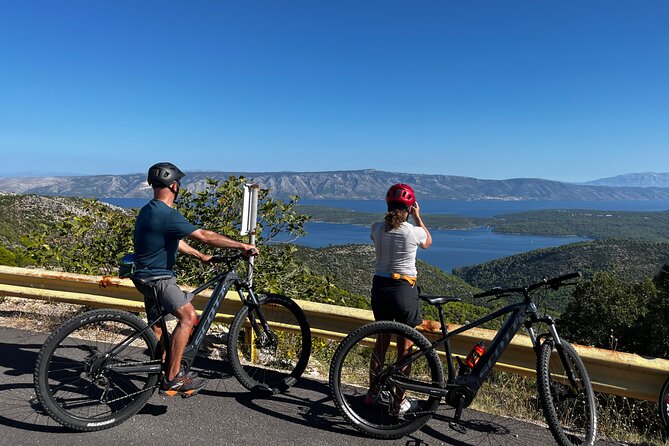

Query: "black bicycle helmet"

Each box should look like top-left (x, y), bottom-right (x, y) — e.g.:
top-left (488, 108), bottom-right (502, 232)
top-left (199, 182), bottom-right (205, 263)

top-left (147, 162), bottom-right (185, 187)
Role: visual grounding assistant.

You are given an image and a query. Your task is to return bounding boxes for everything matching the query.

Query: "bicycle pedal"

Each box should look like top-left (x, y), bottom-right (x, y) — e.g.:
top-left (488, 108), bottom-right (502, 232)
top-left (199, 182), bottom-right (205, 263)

top-left (449, 421), bottom-right (467, 434)
top-left (251, 383), bottom-right (277, 395)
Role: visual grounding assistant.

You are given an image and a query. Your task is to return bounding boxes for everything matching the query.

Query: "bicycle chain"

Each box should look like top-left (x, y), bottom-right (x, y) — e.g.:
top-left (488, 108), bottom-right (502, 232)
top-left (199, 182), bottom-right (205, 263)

top-left (101, 360), bottom-right (160, 404)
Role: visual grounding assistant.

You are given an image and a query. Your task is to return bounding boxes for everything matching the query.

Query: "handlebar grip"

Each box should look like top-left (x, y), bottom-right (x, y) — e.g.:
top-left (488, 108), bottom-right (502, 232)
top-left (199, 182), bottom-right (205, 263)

top-left (473, 287), bottom-right (502, 299)
top-left (561, 271), bottom-right (582, 281)
top-left (209, 255), bottom-right (226, 264)
top-left (548, 271), bottom-right (581, 285)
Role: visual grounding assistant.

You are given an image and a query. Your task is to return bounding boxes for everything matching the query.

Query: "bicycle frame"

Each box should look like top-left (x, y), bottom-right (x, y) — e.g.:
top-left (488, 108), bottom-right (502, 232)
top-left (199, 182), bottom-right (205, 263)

top-left (388, 288), bottom-right (571, 401)
top-left (108, 258), bottom-right (268, 375)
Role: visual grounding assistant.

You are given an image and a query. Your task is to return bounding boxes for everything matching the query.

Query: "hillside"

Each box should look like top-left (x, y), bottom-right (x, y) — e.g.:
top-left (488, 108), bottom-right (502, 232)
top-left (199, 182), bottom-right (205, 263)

top-left (453, 238), bottom-right (669, 288)
top-left (294, 244), bottom-right (479, 299)
top-left (3, 169), bottom-right (669, 200)
top-left (0, 193), bottom-right (99, 248)
top-left (452, 238), bottom-right (669, 311)
top-left (489, 209), bottom-right (669, 241)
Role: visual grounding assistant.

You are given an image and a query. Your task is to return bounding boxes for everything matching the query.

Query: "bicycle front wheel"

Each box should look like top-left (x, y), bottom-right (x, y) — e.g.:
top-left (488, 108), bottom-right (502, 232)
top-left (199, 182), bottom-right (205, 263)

top-left (537, 337), bottom-right (597, 446)
top-left (227, 294), bottom-right (311, 393)
top-left (659, 376), bottom-right (669, 438)
top-left (329, 321), bottom-right (444, 440)
top-left (34, 309), bottom-right (160, 431)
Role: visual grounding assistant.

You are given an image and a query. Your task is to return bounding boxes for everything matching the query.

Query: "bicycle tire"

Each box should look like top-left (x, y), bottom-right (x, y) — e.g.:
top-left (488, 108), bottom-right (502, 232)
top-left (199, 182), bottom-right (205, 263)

top-left (537, 337), bottom-right (597, 446)
top-left (659, 376), bottom-right (669, 438)
top-left (329, 321), bottom-right (444, 440)
top-left (34, 309), bottom-right (159, 431)
top-left (227, 294), bottom-right (311, 393)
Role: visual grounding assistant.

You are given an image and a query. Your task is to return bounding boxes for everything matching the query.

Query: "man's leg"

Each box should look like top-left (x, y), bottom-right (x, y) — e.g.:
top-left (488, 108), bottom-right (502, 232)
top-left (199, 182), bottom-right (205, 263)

top-left (166, 302), bottom-right (198, 381)
top-left (152, 324), bottom-right (166, 362)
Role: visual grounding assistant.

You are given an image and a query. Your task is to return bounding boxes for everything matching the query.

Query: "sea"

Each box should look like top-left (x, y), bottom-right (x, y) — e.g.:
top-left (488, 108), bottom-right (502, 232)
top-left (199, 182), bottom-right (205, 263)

top-left (102, 197), bottom-right (669, 273)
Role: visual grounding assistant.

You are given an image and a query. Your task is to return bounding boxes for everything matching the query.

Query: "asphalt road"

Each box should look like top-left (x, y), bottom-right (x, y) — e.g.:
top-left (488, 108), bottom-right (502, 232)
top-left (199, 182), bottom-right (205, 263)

top-left (0, 326), bottom-right (623, 446)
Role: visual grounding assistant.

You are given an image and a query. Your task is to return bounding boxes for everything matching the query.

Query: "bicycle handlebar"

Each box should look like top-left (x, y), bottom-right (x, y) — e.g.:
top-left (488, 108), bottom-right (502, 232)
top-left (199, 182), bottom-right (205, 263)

top-left (472, 271), bottom-right (582, 299)
top-left (209, 249), bottom-right (257, 266)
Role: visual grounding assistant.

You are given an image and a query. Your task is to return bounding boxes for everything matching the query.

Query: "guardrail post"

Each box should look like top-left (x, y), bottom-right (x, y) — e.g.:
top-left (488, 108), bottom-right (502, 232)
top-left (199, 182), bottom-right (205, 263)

top-left (244, 325), bottom-right (257, 364)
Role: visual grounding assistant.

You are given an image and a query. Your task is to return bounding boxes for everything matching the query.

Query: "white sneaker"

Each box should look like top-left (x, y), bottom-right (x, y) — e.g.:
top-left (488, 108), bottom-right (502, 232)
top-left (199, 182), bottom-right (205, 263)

top-left (391, 398), bottom-right (420, 416)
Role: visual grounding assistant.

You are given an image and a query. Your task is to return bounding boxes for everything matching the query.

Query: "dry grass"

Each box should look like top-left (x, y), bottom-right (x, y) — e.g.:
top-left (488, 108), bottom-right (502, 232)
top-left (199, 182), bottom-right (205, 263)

top-left (474, 370), bottom-right (669, 446)
top-left (0, 296), bottom-right (88, 333)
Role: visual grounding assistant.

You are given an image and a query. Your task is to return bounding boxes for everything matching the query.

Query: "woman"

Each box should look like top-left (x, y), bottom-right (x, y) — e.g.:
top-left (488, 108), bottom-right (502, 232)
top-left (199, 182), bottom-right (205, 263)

top-left (365, 183), bottom-right (432, 415)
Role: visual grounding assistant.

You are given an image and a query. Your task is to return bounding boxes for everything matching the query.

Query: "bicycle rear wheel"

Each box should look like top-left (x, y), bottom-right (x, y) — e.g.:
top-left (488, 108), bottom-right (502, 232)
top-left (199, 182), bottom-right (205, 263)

top-left (329, 321), bottom-right (443, 439)
top-left (227, 294), bottom-right (311, 393)
top-left (537, 337), bottom-right (597, 446)
top-left (34, 309), bottom-right (159, 431)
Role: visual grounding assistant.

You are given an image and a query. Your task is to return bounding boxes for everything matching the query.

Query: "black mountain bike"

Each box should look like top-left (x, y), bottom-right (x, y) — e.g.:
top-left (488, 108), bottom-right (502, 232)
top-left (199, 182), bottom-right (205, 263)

top-left (329, 272), bottom-right (597, 445)
top-left (33, 252), bottom-right (311, 431)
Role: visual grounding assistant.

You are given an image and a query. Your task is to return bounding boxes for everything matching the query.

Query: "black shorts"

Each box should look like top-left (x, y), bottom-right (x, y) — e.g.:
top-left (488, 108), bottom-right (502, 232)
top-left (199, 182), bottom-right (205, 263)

top-left (370, 275), bottom-right (422, 327)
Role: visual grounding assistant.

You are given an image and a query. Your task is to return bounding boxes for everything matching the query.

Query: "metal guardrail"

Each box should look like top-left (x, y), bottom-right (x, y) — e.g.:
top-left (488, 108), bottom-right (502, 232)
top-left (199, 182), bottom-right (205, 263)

top-left (1, 265), bottom-right (667, 402)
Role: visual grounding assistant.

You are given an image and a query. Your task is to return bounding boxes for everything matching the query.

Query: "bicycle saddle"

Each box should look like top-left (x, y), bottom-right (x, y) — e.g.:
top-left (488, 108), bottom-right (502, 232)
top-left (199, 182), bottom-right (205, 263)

top-left (418, 294), bottom-right (462, 306)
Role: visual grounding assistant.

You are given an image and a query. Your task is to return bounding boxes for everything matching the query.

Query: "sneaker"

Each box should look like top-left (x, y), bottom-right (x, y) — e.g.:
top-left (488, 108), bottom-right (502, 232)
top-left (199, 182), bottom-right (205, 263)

top-left (160, 364), bottom-right (198, 380)
top-left (363, 390), bottom-right (391, 407)
top-left (390, 398), bottom-right (420, 416)
top-left (363, 392), bottom-right (378, 407)
top-left (160, 370), bottom-right (207, 397)
top-left (181, 365), bottom-right (199, 380)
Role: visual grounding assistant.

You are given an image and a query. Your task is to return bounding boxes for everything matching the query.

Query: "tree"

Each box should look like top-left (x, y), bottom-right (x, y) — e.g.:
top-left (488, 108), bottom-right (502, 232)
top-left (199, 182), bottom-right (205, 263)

top-left (22, 200), bottom-right (135, 275)
top-left (638, 264), bottom-right (669, 357)
top-left (559, 271), bottom-right (656, 354)
top-left (0, 246), bottom-right (17, 266)
top-left (173, 176), bottom-right (308, 287)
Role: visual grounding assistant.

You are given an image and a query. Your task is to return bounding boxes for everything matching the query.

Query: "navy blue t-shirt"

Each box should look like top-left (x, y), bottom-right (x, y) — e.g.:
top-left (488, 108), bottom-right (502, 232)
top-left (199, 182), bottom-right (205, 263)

top-left (133, 199), bottom-right (198, 278)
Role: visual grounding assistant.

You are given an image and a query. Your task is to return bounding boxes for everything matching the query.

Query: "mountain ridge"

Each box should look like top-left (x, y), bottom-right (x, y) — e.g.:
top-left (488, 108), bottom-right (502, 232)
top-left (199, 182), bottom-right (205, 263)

top-left (585, 172), bottom-right (669, 188)
top-left (1, 169), bottom-right (669, 201)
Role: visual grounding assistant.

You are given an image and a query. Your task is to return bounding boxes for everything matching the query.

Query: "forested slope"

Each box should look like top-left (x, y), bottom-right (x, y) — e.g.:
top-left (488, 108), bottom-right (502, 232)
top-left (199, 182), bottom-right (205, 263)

top-left (452, 238), bottom-right (669, 311)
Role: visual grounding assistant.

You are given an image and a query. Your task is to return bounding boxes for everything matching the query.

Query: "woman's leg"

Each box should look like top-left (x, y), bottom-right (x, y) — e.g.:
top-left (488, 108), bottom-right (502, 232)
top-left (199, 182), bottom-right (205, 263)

top-left (393, 335), bottom-right (414, 404)
top-left (368, 332), bottom-right (391, 395)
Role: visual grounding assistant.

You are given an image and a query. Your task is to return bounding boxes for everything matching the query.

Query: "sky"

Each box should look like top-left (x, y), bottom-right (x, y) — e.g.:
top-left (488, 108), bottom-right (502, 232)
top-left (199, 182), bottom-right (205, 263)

top-left (0, 1), bottom-right (667, 182)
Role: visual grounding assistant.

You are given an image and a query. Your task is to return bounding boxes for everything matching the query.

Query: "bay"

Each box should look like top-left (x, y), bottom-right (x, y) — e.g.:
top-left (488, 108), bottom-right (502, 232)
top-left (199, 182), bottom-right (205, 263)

top-left (279, 222), bottom-right (587, 273)
top-left (102, 197), bottom-right (669, 273)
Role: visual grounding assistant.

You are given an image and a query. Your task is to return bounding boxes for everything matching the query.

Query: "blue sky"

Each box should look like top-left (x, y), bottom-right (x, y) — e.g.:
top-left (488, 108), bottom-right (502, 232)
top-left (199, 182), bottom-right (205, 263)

top-left (0, 1), bottom-right (667, 182)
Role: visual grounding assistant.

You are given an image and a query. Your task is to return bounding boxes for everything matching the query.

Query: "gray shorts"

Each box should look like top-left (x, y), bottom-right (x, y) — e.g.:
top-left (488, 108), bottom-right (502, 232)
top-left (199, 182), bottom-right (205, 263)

top-left (132, 276), bottom-right (194, 323)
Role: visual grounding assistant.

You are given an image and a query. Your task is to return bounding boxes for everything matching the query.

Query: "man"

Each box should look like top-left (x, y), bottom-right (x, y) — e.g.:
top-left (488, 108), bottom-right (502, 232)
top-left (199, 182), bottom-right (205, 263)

top-left (132, 162), bottom-right (257, 396)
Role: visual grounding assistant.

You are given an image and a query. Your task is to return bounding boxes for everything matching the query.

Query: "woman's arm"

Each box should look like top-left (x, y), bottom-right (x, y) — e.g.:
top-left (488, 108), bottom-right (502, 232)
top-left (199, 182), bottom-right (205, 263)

top-left (411, 203), bottom-right (432, 249)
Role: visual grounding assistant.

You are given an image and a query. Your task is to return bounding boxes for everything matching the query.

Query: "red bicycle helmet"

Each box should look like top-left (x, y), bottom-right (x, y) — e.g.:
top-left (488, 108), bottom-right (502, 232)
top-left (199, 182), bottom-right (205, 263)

top-left (386, 183), bottom-right (416, 208)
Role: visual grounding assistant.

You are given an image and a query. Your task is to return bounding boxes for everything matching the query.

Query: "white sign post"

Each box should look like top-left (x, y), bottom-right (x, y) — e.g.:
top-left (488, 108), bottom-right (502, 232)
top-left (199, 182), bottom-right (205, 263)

top-left (240, 183), bottom-right (259, 284)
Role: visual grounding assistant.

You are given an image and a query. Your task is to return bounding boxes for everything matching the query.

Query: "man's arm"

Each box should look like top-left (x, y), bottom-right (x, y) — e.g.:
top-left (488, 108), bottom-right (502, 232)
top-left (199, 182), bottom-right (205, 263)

top-left (178, 240), bottom-right (211, 262)
top-left (187, 229), bottom-right (257, 254)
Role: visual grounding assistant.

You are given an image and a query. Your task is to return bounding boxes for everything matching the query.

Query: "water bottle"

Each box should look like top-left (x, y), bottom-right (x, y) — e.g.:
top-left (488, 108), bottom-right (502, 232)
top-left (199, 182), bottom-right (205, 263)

top-left (464, 341), bottom-right (486, 369)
